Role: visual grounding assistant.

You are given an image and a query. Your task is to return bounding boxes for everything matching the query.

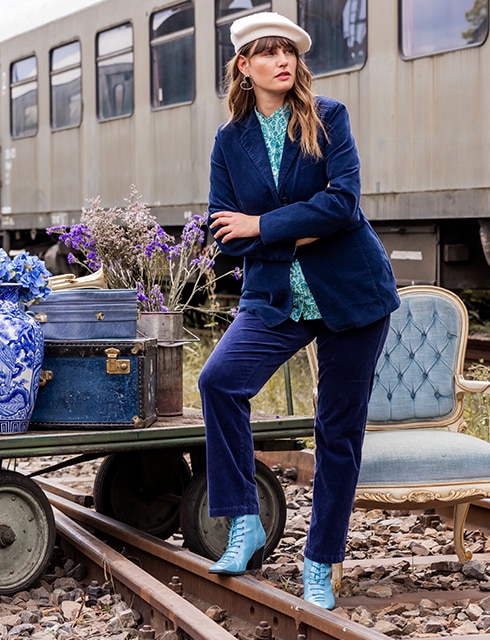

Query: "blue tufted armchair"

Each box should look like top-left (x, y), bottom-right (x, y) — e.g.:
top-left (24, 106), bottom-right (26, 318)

top-left (307, 285), bottom-right (490, 588)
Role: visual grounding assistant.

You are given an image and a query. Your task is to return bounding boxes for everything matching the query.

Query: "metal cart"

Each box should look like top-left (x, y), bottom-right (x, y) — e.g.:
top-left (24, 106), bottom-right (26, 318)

top-left (0, 411), bottom-right (314, 595)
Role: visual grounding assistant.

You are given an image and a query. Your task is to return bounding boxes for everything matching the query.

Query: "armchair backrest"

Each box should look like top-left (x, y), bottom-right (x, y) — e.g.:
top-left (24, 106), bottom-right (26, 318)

top-left (366, 285), bottom-right (468, 431)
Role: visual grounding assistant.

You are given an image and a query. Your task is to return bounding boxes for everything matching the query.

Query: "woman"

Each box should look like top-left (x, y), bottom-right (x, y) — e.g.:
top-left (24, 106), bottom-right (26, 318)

top-left (199, 11), bottom-right (400, 609)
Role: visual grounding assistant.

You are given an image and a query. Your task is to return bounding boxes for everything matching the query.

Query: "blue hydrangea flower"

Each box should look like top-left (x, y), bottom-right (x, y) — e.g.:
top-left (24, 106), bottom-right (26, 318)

top-left (0, 250), bottom-right (51, 304)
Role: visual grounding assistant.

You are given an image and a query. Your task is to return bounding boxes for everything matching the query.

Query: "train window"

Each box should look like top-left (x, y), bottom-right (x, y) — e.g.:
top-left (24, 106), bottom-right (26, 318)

top-left (400, 0), bottom-right (489, 59)
top-left (298, 0), bottom-right (367, 75)
top-left (50, 41), bottom-right (82, 131)
top-left (96, 23), bottom-right (134, 120)
top-left (150, 2), bottom-right (195, 108)
top-left (215, 0), bottom-right (272, 95)
top-left (10, 56), bottom-right (38, 138)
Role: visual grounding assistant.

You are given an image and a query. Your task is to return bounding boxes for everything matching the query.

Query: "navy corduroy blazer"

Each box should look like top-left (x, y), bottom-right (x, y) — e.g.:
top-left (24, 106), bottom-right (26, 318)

top-left (208, 96), bottom-right (400, 330)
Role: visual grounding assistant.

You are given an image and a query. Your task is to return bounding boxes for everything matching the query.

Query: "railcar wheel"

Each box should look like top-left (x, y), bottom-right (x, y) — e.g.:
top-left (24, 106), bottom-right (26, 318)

top-left (180, 459), bottom-right (286, 561)
top-left (93, 450), bottom-right (191, 539)
top-left (0, 470), bottom-right (56, 595)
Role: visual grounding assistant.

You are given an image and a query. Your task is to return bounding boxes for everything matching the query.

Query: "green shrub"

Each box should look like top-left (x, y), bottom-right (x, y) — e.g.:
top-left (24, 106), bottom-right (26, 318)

top-left (464, 363), bottom-right (490, 441)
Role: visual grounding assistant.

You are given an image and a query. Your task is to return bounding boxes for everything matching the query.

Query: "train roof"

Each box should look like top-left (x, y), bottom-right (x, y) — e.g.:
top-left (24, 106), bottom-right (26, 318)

top-left (0, 0), bottom-right (105, 42)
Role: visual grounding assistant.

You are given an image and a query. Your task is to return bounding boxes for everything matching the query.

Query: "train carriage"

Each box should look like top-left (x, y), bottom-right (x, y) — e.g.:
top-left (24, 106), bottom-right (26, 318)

top-left (0, 0), bottom-right (489, 288)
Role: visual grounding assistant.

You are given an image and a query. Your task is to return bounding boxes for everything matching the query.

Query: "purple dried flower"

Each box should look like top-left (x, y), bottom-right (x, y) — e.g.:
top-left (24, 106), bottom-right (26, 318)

top-left (136, 281), bottom-right (149, 303)
top-left (190, 256), bottom-right (215, 269)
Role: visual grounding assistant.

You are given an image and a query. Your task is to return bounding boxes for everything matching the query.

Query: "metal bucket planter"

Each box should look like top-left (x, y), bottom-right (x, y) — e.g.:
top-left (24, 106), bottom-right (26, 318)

top-left (137, 311), bottom-right (198, 416)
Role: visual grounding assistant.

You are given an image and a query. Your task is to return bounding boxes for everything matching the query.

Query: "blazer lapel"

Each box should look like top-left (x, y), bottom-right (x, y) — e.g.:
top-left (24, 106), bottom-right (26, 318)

top-left (277, 133), bottom-right (301, 191)
top-left (239, 113), bottom-right (279, 198)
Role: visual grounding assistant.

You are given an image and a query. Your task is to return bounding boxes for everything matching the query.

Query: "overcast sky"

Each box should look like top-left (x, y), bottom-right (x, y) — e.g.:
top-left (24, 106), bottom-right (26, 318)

top-left (0, 0), bottom-right (104, 41)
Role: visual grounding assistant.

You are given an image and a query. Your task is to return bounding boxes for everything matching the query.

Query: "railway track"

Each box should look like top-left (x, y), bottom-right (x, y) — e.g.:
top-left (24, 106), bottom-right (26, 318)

top-left (48, 492), bottom-right (382, 640)
top-left (30, 452), bottom-right (490, 640)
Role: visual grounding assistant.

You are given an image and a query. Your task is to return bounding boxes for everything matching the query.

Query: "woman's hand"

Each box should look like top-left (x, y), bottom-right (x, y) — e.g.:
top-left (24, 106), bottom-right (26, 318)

top-left (210, 211), bottom-right (260, 243)
top-left (210, 212), bottom-right (319, 247)
top-left (296, 237), bottom-right (319, 247)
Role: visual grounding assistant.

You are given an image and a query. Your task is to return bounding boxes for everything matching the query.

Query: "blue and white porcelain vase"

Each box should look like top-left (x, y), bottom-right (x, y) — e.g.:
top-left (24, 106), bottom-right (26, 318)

top-left (0, 283), bottom-right (44, 434)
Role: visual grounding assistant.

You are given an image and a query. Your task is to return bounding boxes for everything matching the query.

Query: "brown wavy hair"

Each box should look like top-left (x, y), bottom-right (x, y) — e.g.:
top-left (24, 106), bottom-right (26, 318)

top-left (223, 36), bottom-right (327, 159)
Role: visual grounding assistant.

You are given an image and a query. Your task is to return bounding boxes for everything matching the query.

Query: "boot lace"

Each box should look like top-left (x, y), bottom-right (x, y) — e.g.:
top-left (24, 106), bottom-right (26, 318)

top-left (306, 562), bottom-right (329, 598)
top-left (220, 516), bottom-right (245, 560)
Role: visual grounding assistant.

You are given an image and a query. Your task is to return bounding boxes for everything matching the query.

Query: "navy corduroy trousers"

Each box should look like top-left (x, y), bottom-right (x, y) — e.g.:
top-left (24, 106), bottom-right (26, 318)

top-left (198, 310), bottom-right (390, 564)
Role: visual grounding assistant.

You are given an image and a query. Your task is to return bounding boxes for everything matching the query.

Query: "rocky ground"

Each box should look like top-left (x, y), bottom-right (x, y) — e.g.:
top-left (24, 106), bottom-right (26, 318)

top-left (2, 457), bottom-right (490, 638)
top-left (264, 477), bottom-right (490, 637)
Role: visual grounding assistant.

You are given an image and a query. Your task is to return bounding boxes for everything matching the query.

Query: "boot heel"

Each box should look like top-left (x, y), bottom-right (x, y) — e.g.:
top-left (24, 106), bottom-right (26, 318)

top-left (246, 545), bottom-right (264, 570)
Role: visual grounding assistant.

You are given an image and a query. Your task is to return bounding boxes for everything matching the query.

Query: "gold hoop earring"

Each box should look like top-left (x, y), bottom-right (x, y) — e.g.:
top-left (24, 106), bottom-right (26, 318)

top-left (240, 75), bottom-right (254, 91)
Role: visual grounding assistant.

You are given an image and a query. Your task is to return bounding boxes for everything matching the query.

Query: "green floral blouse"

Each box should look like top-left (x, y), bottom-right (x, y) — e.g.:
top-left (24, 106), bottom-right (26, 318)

top-left (255, 105), bottom-right (322, 321)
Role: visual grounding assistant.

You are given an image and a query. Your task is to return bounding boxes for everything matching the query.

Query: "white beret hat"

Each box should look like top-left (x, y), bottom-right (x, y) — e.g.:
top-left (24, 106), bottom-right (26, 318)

top-left (230, 11), bottom-right (312, 55)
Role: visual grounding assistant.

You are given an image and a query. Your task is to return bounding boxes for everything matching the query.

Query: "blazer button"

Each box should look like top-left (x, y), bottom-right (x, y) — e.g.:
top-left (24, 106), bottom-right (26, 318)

top-left (280, 197), bottom-right (289, 205)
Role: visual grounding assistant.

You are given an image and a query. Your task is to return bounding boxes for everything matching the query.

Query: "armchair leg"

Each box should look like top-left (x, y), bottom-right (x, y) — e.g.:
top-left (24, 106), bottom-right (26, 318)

top-left (331, 562), bottom-right (343, 595)
top-left (453, 503), bottom-right (473, 562)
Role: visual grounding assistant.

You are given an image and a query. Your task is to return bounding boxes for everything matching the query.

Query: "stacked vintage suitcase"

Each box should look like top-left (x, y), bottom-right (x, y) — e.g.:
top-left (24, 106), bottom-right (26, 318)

top-left (30, 287), bottom-right (157, 430)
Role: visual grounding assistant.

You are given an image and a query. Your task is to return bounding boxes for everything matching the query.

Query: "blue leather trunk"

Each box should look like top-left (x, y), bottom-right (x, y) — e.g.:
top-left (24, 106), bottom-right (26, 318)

top-left (30, 338), bottom-right (157, 430)
top-left (30, 289), bottom-right (138, 340)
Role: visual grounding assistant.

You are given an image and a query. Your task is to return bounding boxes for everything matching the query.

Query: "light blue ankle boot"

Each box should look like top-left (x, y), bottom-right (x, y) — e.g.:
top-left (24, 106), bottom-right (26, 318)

top-left (208, 514), bottom-right (266, 575)
top-left (303, 558), bottom-right (335, 609)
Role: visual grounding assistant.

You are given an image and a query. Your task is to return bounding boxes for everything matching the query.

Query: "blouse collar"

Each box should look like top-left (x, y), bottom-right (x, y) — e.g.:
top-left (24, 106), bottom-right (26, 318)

top-left (254, 103), bottom-right (291, 126)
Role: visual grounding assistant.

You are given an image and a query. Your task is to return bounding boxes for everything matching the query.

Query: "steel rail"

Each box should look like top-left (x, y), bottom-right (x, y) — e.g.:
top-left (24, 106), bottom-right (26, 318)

top-left (53, 506), bottom-right (239, 640)
top-left (49, 492), bottom-right (389, 640)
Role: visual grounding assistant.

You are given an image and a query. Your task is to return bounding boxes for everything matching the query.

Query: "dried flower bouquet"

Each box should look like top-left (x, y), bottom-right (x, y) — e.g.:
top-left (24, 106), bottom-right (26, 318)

top-left (47, 186), bottom-right (241, 314)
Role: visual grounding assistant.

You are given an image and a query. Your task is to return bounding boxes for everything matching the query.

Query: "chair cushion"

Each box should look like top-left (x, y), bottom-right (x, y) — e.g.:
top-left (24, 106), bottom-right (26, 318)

top-left (358, 429), bottom-right (490, 486)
